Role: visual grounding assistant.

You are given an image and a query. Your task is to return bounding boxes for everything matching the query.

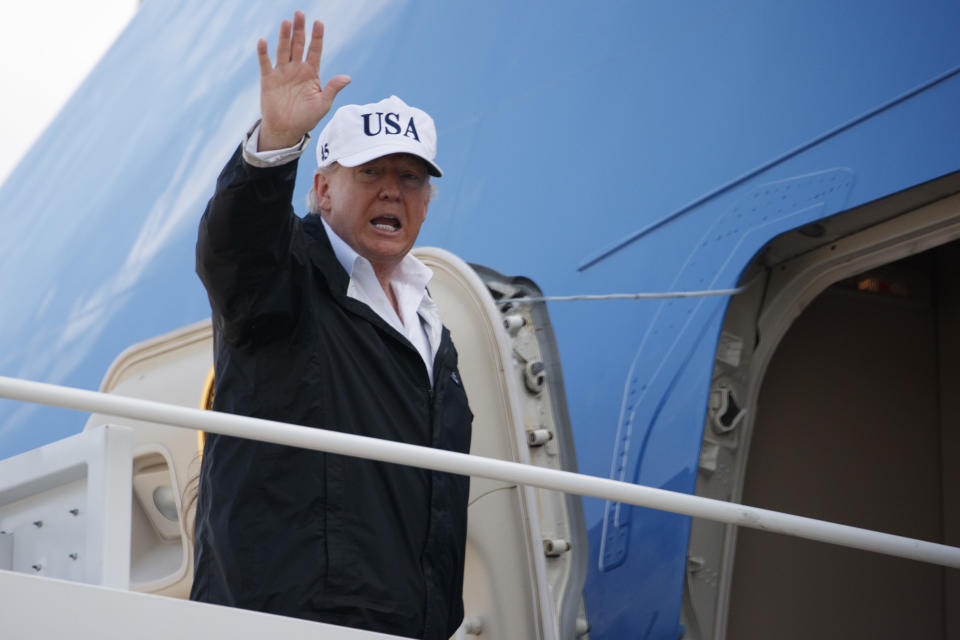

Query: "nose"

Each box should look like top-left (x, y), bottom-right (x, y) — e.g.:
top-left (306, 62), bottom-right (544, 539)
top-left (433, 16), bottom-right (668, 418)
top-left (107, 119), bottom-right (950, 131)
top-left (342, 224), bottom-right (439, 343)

top-left (378, 173), bottom-right (401, 201)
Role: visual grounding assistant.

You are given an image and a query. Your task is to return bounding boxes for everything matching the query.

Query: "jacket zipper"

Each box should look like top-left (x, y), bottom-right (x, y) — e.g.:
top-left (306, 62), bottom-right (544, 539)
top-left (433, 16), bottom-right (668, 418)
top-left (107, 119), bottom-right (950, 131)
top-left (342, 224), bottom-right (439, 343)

top-left (427, 385), bottom-right (435, 444)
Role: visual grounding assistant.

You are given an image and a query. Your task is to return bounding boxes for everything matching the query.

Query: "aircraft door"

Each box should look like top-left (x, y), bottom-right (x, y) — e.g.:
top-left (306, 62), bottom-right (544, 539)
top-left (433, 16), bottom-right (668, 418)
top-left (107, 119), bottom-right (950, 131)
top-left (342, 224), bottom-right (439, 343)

top-left (414, 248), bottom-right (590, 640)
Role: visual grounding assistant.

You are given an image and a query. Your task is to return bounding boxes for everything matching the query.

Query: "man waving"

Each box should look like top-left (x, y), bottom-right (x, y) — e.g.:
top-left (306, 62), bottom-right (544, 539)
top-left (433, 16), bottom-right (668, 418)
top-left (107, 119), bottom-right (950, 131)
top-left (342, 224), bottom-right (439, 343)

top-left (191, 12), bottom-right (473, 640)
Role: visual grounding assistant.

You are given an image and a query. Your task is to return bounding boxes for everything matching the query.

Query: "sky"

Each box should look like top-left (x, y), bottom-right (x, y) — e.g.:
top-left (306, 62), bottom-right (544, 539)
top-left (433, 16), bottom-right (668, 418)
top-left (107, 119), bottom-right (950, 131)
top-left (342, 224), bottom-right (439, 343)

top-left (0, 0), bottom-right (138, 185)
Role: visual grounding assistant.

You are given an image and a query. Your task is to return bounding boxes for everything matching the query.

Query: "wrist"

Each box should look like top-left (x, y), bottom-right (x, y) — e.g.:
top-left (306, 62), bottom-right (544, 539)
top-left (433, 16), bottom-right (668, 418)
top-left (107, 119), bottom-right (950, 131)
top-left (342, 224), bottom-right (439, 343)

top-left (258, 124), bottom-right (305, 152)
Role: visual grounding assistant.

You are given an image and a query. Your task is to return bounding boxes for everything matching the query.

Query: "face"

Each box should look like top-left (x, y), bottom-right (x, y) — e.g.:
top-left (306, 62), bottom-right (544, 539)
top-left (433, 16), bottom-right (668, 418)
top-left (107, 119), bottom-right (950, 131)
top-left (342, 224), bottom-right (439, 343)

top-left (315, 153), bottom-right (431, 273)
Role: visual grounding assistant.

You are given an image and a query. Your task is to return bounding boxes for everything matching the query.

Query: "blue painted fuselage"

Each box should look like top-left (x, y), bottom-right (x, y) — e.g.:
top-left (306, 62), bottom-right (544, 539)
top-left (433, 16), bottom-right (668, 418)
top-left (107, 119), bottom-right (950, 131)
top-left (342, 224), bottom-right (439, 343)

top-left (1, 2), bottom-right (958, 637)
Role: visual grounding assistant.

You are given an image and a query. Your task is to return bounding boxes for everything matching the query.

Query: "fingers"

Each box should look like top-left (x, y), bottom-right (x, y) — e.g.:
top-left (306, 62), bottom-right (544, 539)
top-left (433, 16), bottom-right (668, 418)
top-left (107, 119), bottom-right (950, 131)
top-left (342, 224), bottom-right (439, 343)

top-left (290, 11), bottom-right (306, 62)
top-left (263, 13), bottom-right (336, 84)
top-left (275, 18), bottom-right (292, 65)
top-left (256, 38), bottom-right (272, 76)
top-left (304, 20), bottom-right (324, 70)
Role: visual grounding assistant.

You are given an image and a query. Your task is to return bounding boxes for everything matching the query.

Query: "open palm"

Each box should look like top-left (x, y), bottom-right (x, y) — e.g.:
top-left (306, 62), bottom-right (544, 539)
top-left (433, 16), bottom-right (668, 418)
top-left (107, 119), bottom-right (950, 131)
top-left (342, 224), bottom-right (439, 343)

top-left (257, 12), bottom-right (350, 151)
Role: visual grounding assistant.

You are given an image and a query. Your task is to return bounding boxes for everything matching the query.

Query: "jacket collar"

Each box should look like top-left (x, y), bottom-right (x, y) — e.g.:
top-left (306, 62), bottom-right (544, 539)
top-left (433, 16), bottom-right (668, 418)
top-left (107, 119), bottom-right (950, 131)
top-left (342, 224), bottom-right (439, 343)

top-left (301, 213), bottom-right (350, 295)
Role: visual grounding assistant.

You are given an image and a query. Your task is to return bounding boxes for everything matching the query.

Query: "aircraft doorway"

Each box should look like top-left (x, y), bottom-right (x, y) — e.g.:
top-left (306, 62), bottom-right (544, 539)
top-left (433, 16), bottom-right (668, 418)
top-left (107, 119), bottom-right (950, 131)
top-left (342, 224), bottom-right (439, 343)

top-left (681, 187), bottom-right (960, 640)
top-left (727, 241), bottom-right (960, 639)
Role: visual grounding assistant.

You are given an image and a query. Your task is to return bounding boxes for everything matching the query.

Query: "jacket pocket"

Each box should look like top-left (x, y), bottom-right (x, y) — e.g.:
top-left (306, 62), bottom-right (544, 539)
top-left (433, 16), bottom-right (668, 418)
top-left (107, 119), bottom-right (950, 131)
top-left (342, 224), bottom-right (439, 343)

top-left (256, 445), bottom-right (329, 607)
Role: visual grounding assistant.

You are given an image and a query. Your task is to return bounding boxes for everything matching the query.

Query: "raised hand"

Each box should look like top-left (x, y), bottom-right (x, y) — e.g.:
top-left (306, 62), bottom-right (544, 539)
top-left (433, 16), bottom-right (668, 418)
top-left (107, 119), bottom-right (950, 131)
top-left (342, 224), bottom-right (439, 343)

top-left (257, 12), bottom-right (351, 151)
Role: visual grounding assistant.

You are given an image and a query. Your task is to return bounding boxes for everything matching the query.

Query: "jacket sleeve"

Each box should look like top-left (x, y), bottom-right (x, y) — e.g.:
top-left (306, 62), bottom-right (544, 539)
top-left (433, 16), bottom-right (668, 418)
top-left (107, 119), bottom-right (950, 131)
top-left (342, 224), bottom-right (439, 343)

top-left (196, 145), bottom-right (301, 345)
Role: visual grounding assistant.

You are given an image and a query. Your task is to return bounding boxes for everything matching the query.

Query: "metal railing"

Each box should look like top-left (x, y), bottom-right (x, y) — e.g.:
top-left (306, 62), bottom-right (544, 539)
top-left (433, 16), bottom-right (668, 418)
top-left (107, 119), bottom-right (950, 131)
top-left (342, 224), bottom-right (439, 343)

top-left (1, 375), bottom-right (959, 569)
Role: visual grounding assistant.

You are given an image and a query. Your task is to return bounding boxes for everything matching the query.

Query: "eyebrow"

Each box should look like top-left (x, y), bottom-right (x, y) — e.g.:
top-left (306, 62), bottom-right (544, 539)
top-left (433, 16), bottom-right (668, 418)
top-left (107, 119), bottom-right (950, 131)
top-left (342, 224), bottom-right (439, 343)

top-left (359, 159), bottom-right (429, 174)
top-left (403, 161), bottom-right (430, 174)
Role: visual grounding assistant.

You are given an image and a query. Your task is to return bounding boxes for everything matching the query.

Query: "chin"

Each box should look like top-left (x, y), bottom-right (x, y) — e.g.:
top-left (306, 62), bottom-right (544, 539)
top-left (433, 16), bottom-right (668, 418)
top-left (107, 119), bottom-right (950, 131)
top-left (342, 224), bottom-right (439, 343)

top-left (362, 246), bottom-right (407, 266)
top-left (365, 238), bottom-right (409, 257)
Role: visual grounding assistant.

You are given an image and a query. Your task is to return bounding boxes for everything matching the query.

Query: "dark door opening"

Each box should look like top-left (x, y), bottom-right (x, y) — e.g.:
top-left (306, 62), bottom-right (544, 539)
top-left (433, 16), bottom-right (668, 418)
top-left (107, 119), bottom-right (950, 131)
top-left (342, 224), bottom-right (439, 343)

top-left (727, 240), bottom-right (960, 640)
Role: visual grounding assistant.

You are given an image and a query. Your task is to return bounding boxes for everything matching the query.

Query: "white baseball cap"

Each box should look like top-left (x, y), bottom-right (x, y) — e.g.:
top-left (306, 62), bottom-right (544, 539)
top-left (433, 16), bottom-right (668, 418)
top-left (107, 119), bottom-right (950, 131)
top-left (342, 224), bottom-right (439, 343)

top-left (315, 95), bottom-right (442, 177)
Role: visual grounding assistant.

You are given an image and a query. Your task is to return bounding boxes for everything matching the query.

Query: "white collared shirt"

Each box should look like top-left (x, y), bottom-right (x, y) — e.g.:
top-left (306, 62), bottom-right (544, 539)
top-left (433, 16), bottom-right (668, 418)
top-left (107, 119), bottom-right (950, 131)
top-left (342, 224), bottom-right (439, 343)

top-left (321, 218), bottom-right (442, 384)
top-left (242, 122), bottom-right (442, 384)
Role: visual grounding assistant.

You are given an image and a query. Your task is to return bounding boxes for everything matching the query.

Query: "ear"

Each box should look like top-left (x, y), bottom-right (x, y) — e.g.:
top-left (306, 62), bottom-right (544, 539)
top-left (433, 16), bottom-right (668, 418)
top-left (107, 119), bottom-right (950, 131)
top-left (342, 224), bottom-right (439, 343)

top-left (314, 171), bottom-right (332, 214)
top-left (419, 185), bottom-right (433, 222)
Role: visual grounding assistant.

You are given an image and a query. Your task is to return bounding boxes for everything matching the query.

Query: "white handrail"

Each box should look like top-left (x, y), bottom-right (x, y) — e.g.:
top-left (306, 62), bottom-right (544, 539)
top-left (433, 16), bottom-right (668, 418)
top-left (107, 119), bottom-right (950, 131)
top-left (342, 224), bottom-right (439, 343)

top-left (1, 375), bottom-right (959, 570)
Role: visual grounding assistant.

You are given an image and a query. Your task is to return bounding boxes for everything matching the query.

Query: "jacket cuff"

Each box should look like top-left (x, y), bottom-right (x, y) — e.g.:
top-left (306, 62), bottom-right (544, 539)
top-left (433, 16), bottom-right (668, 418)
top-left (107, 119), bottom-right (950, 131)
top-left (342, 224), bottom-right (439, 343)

top-left (241, 119), bottom-right (311, 168)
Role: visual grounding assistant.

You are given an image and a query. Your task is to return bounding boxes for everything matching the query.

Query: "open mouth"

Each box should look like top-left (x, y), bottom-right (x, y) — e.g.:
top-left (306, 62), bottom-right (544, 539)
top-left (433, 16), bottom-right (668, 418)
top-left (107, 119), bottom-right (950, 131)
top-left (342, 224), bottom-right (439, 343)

top-left (371, 216), bottom-right (401, 232)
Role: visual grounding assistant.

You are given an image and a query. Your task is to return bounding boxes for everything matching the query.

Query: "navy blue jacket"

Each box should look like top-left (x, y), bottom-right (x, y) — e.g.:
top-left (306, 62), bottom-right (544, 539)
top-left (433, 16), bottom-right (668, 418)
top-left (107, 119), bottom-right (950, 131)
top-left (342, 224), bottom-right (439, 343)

top-left (191, 146), bottom-right (472, 640)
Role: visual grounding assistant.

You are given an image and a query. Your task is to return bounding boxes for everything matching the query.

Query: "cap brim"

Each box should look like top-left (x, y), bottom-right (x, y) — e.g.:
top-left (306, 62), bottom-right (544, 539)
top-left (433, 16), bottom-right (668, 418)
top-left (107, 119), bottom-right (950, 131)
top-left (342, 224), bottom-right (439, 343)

top-left (336, 143), bottom-right (443, 177)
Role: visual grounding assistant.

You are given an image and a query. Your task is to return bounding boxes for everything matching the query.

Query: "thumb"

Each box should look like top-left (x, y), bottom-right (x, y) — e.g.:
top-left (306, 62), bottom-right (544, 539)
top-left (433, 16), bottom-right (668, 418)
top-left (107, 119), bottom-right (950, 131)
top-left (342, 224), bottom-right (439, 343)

top-left (323, 74), bottom-right (351, 103)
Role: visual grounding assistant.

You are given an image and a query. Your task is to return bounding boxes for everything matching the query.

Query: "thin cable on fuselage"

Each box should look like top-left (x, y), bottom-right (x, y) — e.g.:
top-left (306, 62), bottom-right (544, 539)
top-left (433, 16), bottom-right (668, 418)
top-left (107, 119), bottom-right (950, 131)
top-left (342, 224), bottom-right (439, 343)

top-left (497, 284), bottom-right (748, 305)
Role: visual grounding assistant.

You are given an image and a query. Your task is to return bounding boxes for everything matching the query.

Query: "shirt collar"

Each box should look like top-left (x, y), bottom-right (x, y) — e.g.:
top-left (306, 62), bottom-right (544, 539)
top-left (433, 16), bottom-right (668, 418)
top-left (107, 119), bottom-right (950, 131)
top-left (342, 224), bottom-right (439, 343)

top-left (321, 217), bottom-right (362, 278)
